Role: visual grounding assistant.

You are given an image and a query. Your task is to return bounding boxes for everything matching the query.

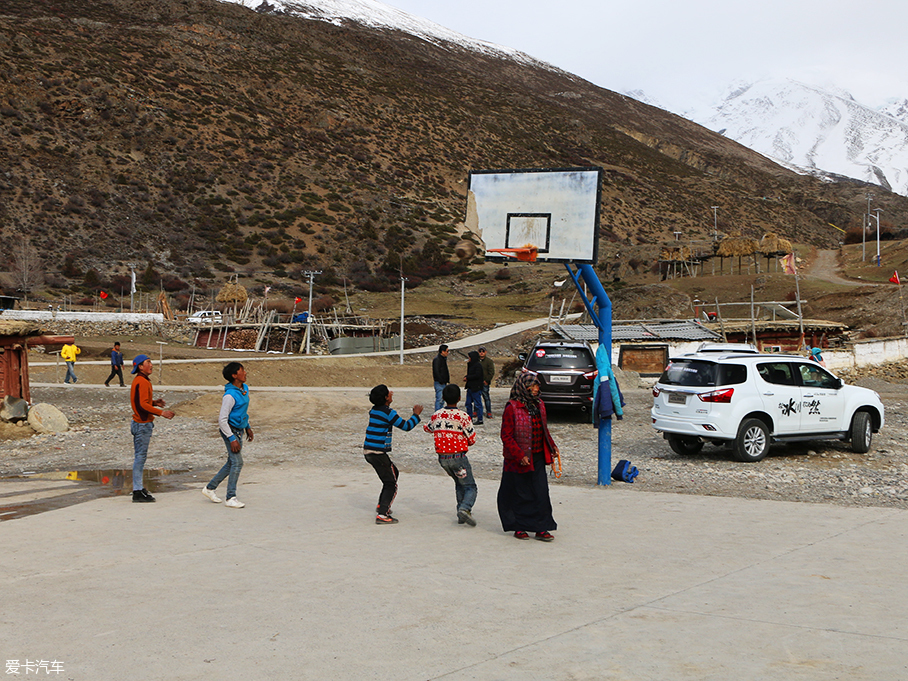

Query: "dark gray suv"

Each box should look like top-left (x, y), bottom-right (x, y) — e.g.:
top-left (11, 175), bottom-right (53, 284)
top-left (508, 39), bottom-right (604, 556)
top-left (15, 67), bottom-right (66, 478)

top-left (520, 340), bottom-right (598, 410)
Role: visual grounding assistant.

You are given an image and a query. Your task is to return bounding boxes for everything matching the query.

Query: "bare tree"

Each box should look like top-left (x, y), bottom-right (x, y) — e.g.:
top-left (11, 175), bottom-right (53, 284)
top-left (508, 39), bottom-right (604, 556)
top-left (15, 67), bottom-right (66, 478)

top-left (11, 240), bottom-right (44, 306)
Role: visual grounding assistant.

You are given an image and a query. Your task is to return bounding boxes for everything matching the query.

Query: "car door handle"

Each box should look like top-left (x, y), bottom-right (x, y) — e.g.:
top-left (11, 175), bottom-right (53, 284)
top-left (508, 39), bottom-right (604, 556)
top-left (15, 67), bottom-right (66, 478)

top-left (803, 393), bottom-right (815, 398)
top-left (763, 391), bottom-right (775, 396)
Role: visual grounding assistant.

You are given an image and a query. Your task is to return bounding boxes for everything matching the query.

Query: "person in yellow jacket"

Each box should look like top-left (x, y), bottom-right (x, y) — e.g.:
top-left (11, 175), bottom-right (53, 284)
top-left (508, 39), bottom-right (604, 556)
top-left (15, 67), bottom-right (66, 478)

top-left (60, 341), bottom-right (81, 384)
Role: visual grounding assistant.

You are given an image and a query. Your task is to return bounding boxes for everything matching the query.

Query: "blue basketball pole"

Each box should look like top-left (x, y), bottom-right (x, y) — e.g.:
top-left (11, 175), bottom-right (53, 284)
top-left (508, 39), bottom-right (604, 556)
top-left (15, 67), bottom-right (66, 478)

top-left (565, 263), bottom-right (613, 485)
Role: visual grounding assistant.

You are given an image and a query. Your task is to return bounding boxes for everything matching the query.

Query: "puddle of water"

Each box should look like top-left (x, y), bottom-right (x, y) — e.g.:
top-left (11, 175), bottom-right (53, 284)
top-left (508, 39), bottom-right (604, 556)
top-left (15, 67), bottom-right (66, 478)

top-left (0, 468), bottom-right (196, 521)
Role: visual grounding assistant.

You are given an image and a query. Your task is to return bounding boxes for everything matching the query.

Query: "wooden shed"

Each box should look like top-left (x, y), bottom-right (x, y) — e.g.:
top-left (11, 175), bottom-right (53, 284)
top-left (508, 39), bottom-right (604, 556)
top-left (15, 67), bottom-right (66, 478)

top-left (0, 319), bottom-right (72, 402)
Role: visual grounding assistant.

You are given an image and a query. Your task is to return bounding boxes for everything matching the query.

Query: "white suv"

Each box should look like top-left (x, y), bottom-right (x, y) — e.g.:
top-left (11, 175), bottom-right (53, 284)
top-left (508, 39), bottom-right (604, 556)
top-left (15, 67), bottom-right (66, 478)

top-left (651, 349), bottom-right (884, 462)
top-left (186, 310), bottom-right (223, 324)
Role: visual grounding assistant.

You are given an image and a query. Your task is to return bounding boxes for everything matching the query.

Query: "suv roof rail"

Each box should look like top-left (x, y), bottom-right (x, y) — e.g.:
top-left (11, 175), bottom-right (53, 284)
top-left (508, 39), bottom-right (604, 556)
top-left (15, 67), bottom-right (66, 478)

top-left (696, 342), bottom-right (759, 354)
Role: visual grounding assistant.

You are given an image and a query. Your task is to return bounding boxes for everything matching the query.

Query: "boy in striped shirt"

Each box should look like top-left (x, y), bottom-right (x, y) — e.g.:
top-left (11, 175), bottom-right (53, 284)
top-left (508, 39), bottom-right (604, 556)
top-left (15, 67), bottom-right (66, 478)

top-left (363, 384), bottom-right (423, 524)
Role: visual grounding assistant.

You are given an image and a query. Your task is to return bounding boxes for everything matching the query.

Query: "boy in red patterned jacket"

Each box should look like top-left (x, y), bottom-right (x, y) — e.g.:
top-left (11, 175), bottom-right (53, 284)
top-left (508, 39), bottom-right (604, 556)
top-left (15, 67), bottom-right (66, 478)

top-left (424, 384), bottom-right (478, 526)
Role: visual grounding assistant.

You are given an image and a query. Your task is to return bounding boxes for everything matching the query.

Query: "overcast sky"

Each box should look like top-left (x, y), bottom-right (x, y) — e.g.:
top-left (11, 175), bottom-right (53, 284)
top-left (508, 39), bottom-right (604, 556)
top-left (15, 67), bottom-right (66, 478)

top-left (385, 0), bottom-right (908, 115)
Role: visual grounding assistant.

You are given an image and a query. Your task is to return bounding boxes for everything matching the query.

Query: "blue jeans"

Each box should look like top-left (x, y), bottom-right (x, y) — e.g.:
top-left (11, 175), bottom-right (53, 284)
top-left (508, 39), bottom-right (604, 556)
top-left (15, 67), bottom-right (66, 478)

top-left (64, 362), bottom-right (77, 383)
top-left (434, 381), bottom-right (446, 411)
top-left (481, 385), bottom-right (491, 416)
top-left (131, 421), bottom-right (154, 491)
top-left (466, 389), bottom-right (483, 422)
top-left (208, 427), bottom-right (245, 499)
top-left (438, 455), bottom-right (477, 512)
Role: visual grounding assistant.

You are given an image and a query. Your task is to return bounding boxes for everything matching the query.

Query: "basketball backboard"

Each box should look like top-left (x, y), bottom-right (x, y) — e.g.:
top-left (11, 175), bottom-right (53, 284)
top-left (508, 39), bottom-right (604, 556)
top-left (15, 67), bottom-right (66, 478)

top-left (465, 167), bottom-right (602, 264)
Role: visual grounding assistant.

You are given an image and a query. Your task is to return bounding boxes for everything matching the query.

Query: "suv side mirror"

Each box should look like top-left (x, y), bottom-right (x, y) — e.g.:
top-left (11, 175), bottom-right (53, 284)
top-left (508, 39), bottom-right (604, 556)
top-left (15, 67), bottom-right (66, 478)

top-left (518, 353), bottom-right (527, 362)
top-left (833, 377), bottom-right (843, 390)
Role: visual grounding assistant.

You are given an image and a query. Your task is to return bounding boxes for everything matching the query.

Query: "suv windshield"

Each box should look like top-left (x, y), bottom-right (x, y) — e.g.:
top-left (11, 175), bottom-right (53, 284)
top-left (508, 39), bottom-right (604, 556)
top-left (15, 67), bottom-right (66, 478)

top-left (659, 359), bottom-right (747, 387)
top-left (526, 347), bottom-right (594, 370)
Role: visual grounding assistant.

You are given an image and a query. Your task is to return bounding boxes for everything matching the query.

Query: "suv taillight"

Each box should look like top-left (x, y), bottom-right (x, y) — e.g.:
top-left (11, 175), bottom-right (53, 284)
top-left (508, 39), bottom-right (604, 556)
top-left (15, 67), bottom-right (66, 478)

top-left (652, 386), bottom-right (661, 398)
top-left (582, 370), bottom-right (598, 380)
top-left (697, 388), bottom-right (734, 403)
top-left (521, 368), bottom-right (537, 376)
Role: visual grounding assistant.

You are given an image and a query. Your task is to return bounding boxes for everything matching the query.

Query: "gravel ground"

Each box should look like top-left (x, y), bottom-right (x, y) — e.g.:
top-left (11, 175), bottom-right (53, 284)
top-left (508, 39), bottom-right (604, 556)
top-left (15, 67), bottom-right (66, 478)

top-left (3, 377), bottom-right (908, 510)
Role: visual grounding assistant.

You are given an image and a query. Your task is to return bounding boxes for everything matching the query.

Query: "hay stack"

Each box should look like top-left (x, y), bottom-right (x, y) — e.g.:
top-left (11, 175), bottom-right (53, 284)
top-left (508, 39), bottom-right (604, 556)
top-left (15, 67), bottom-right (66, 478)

top-left (716, 234), bottom-right (759, 274)
top-left (216, 282), bottom-right (248, 305)
top-left (758, 232), bottom-right (793, 254)
top-left (0, 320), bottom-right (43, 337)
top-left (716, 235), bottom-right (758, 257)
top-left (659, 246), bottom-right (693, 261)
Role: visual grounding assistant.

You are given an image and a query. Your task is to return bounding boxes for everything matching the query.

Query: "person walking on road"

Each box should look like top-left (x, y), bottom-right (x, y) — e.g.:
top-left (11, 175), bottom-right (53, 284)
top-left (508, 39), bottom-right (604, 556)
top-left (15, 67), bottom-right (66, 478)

top-left (202, 362), bottom-right (254, 509)
top-left (129, 354), bottom-right (175, 503)
top-left (479, 346), bottom-right (495, 419)
top-left (105, 342), bottom-right (125, 387)
top-left (464, 350), bottom-right (484, 424)
top-left (424, 384), bottom-right (478, 526)
top-left (61, 340), bottom-right (81, 384)
top-left (432, 345), bottom-right (450, 411)
top-left (497, 372), bottom-right (559, 542)
top-left (362, 385), bottom-right (423, 524)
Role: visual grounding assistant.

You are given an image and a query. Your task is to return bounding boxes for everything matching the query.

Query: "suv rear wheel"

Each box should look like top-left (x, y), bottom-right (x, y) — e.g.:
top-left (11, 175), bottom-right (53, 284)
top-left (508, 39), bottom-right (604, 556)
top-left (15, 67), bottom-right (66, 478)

top-left (850, 411), bottom-right (872, 453)
top-left (733, 418), bottom-right (770, 462)
top-left (667, 435), bottom-right (704, 456)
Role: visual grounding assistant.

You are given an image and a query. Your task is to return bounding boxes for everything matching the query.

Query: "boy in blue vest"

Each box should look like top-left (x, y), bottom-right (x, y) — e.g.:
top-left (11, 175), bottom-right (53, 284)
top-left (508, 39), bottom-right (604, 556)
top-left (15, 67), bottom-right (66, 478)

top-left (202, 362), bottom-right (254, 508)
top-left (363, 384), bottom-right (423, 524)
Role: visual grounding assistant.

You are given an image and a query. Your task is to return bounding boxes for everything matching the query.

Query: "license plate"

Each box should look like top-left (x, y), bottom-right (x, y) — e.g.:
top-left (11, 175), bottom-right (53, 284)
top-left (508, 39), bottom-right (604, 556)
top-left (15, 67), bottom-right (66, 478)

top-left (667, 392), bottom-right (687, 404)
top-left (549, 375), bottom-right (571, 384)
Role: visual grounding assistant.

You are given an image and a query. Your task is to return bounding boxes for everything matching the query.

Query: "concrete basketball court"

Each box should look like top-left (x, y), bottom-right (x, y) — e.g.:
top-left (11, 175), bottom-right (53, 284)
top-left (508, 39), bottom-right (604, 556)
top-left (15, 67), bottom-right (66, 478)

top-left (2, 465), bottom-right (907, 680)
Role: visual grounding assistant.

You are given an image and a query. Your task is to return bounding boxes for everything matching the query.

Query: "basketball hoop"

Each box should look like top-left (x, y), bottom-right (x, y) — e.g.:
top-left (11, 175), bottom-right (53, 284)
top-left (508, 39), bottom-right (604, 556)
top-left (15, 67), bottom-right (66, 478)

top-left (486, 246), bottom-right (539, 262)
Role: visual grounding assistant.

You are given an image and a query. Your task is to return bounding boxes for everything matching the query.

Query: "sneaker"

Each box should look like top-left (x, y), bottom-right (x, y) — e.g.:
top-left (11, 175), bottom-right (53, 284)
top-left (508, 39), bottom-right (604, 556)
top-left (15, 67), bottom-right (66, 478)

top-left (486, 412), bottom-right (493, 419)
top-left (132, 489), bottom-right (155, 503)
top-left (535, 531), bottom-right (554, 542)
top-left (104, 383), bottom-right (110, 387)
top-left (514, 530), bottom-right (529, 540)
top-left (201, 486), bottom-right (222, 503)
top-left (225, 497), bottom-right (245, 508)
top-left (457, 509), bottom-right (477, 526)
top-left (375, 514), bottom-right (399, 524)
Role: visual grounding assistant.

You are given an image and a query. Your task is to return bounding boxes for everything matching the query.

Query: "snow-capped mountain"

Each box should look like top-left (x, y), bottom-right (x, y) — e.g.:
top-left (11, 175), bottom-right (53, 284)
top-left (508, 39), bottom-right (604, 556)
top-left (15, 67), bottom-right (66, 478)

top-left (698, 79), bottom-right (908, 196)
top-left (220, 0), bottom-right (559, 72)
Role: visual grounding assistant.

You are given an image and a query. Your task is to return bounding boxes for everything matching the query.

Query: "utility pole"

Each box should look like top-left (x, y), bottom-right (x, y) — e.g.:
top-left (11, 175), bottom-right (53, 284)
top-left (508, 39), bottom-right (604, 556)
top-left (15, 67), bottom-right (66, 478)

top-left (303, 270), bottom-right (321, 354)
top-left (129, 264), bottom-right (136, 312)
top-left (874, 208), bottom-right (883, 266)
top-left (711, 206), bottom-right (719, 275)
top-left (399, 276), bottom-right (407, 365)
top-left (864, 193), bottom-right (874, 261)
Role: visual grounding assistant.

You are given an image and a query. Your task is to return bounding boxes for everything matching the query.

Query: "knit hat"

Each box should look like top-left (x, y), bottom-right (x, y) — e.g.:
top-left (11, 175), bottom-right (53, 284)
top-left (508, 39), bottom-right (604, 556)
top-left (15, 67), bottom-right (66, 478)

top-left (131, 354), bottom-right (150, 374)
top-left (369, 384), bottom-right (390, 406)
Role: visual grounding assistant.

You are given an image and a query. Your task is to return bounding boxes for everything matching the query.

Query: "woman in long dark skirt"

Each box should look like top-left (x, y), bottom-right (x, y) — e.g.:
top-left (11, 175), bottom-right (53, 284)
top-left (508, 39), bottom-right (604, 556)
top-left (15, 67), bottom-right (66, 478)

top-left (497, 373), bottom-right (559, 541)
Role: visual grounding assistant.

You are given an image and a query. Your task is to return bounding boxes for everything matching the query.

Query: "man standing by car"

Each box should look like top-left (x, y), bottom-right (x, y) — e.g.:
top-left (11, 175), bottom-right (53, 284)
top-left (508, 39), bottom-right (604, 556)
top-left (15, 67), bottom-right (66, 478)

top-left (479, 346), bottom-right (495, 419)
top-left (432, 344), bottom-right (450, 411)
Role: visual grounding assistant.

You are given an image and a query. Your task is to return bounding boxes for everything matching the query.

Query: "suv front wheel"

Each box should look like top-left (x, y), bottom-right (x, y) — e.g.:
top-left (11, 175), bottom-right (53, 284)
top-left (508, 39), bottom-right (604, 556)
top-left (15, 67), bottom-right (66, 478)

top-left (733, 418), bottom-right (770, 462)
top-left (850, 411), bottom-right (872, 453)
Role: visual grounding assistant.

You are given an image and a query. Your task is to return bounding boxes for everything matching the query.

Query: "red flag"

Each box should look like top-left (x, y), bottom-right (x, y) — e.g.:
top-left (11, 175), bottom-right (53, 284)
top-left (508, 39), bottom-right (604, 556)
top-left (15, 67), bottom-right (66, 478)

top-left (295, 296), bottom-right (302, 304)
top-left (99, 291), bottom-right (108, 299)
top-left (890, 271), bottom-right (900, 285)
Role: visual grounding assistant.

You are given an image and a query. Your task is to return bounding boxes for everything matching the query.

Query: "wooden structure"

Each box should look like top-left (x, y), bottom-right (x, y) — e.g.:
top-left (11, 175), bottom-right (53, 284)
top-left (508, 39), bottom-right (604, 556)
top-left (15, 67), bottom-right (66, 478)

top-left (705, 319), bottom-right (847, 353)
top-left (716, 234), bottom-right (759, 274)
top-left (0, 320), bottom-right (72, 402)
top-left (758, 233), bottom-right (793, 272)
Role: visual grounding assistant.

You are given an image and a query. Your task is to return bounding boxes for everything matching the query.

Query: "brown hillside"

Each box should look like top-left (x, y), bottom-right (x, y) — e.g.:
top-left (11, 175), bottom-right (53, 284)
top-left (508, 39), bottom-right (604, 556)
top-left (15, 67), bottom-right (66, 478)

top-left (2, 0), bottom-right (908, 307)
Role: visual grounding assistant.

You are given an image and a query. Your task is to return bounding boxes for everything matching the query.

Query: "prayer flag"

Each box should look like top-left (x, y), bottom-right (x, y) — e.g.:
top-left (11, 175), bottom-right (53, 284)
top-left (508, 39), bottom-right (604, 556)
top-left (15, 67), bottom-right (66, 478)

top-left (890, 271), bottom-right (900, 285)
top-left (781, 253), bottom-right (797, 275)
